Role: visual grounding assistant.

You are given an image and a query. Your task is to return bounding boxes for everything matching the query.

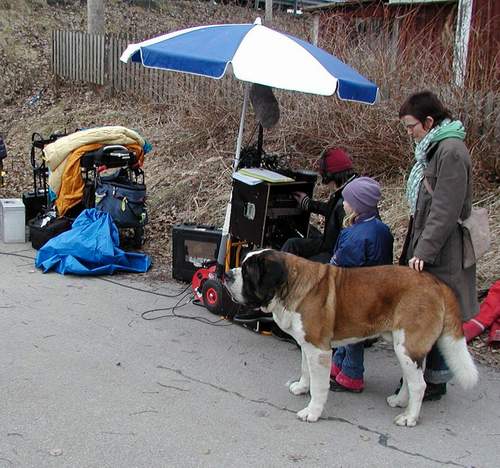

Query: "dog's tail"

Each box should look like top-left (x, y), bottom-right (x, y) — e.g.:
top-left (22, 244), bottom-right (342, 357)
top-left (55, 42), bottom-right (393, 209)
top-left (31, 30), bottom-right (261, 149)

top-left (436, 284), bottom-right (479, 390)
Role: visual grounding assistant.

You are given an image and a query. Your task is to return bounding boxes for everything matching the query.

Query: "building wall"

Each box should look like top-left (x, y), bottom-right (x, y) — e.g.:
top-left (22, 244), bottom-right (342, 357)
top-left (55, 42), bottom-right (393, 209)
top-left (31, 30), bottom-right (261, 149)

top-left (316, 0), bottom-right (498, 86)
top-left (469, 0), bottom-right (500, 83)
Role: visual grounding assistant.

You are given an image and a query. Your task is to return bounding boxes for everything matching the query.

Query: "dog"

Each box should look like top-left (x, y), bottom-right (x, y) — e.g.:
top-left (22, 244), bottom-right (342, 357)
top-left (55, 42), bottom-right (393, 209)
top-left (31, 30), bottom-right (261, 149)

top-left (224, 249), bottom-right (478, 426)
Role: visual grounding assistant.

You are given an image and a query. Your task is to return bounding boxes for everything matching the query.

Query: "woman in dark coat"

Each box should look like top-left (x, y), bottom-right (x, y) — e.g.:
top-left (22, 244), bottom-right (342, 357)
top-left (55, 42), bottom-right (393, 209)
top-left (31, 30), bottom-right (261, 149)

top-left (399, 90), bottom-right (479, 400)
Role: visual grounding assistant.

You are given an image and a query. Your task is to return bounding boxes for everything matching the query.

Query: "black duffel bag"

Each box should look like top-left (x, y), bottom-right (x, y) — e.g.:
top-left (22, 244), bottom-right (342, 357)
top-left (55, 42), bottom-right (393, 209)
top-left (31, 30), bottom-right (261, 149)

top-left (29, 215), bottom-right (73, 250)
top-left (94, 178), bottom-right (147, 229)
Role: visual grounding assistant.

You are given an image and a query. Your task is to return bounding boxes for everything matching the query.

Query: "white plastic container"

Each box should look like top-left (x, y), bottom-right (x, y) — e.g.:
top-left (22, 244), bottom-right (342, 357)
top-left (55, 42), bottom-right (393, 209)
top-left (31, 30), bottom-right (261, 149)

top-left (0, 198), bottom-right (26, 243)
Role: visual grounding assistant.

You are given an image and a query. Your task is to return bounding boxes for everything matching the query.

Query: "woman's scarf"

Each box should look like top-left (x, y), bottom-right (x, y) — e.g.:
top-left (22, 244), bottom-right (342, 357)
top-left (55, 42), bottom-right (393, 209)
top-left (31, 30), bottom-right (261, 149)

top-left (405, 119), bottom-right (466, 214)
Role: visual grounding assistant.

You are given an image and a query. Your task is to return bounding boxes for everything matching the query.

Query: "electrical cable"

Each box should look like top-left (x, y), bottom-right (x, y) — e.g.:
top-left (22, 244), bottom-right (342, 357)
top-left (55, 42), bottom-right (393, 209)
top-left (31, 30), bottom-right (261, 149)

top-left (0, 249), bottom-right (232, 326)
top-left (0, 250), bottom-right (189, 297)
top-left (0, 251), bottom-right (36, 261)
top-left (140, 292), bottom-right (232, 326)
top-left (98, 276), bottom-right (191, 298)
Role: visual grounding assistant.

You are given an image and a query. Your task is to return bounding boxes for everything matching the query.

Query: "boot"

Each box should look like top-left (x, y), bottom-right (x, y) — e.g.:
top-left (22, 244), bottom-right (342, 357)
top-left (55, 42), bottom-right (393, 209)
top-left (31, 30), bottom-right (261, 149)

top-left (393, 379), bottom-right (446, 402)
top-left (423, 382), bottom-right (446, 401)
top-left (233, 310), bottom-right (273, 323)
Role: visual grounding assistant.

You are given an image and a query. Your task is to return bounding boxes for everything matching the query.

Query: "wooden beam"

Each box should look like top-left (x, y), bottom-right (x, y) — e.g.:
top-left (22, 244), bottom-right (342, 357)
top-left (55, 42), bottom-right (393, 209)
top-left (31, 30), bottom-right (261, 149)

top-left (265, 0), bottom-right (273, 23)
top-left (453, 0), bottom-right (474, 87)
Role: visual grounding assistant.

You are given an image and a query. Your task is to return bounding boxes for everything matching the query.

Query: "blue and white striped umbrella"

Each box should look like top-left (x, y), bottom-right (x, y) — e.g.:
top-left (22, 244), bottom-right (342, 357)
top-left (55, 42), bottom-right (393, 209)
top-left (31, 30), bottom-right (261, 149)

top-left (121, 19), bottom-right (379, 269)
top-left (120, 18), bottom-right (378, 104)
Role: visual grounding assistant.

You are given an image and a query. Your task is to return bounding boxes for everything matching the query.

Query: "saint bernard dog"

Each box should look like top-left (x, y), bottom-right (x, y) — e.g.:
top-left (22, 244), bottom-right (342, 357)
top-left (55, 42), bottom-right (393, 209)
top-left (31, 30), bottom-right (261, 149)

top-left (224, 249), bottom-right (478, 426)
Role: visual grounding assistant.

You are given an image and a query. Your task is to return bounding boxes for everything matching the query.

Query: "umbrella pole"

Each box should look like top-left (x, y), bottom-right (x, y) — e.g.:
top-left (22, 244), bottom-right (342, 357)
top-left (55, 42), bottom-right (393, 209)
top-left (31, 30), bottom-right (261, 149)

top-left (233, 83), bottom-right (250, 171)
top-left (216, 84), bottom-right (250, 276)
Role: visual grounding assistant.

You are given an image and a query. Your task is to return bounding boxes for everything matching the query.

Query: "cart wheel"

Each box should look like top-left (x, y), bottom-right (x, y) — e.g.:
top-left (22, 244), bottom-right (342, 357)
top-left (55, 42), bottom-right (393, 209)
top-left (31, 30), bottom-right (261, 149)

top-left (202, 279), bottom-right (223, 315)
top-left (132, 227), bottom-right (145, 248)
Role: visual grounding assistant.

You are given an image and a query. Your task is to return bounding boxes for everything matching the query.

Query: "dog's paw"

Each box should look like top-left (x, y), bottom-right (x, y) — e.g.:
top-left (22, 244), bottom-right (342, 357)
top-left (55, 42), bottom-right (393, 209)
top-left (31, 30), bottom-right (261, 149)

top-left (289, 380), bottom-right (309, 395)
top-left (386, 393), bottom-right (408, 408)
top-left (394, 412), bottom-right (418, 427)
top-left (296, 406), bottom-right (321, 422)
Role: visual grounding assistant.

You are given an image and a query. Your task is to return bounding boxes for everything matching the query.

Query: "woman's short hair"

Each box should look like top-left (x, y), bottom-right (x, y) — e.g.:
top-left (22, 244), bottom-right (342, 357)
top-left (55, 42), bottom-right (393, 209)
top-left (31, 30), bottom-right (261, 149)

top-left (399, 90), bottom-right (452, 128)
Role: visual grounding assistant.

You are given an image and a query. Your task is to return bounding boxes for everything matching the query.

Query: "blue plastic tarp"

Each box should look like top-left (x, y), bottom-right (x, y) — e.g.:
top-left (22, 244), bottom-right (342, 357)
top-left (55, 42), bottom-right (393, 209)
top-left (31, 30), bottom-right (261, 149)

top-left (35, 209), bottom-right (152, 275)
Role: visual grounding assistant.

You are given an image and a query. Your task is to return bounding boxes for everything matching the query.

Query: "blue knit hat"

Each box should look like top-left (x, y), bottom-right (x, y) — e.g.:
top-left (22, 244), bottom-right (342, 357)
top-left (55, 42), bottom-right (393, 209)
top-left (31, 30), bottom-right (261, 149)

top-left (342, 177), bottom-right (381, 215)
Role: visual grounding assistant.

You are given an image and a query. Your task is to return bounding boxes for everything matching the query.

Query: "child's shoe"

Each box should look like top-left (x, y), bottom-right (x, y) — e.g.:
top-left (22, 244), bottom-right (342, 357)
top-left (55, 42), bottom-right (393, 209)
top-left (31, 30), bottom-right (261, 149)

top-left (330, 372), bottom-right (364, 393)
top-left (330, 363), bottom-right (341, 379)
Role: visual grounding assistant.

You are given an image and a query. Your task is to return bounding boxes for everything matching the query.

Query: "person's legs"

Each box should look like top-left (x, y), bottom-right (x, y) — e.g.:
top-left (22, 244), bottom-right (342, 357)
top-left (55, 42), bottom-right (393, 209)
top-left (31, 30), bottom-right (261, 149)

top-left (424, 344), bottom-right (451, 383)
top-left (331, 346), bottom-right (346, 378)
top-left (423, 344), bottom-right (449, 400)
top-left (308, 251), bottom-right (332, 264)
top-left (281, 237), bottom-right (322, 258)
top-left (331, 342), bottom-right (364, 392)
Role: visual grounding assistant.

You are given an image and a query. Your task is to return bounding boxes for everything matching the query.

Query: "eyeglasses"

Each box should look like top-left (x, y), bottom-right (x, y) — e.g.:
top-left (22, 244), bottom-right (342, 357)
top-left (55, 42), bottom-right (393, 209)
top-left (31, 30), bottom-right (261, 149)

top-left (402, 121), bottom-right (421, 130)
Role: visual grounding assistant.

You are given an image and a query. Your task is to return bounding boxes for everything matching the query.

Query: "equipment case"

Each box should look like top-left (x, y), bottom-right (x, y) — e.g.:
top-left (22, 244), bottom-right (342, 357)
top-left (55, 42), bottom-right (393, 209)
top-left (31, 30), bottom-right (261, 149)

top-left (28, 215), bottom-right (73, 250)
top-left (22, 188), bottom-right (48, 223)
top-left (229, 174), bottom-right (316, 249)
top-left (172, 223), bottom-right (222, 282)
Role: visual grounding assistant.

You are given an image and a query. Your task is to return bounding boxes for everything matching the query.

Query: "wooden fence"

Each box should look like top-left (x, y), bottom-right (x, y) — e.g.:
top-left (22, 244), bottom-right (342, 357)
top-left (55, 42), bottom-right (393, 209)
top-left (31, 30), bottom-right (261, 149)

top-left (51, 30), bottom-right (241, 103)
top-left (52, 30), bottom-right (106, 85)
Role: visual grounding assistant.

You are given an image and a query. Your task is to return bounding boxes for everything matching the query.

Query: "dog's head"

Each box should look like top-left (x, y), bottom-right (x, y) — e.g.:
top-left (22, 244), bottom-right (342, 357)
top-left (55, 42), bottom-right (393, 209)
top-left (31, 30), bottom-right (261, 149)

top-left (224, 249), bottom-right (287, 309)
